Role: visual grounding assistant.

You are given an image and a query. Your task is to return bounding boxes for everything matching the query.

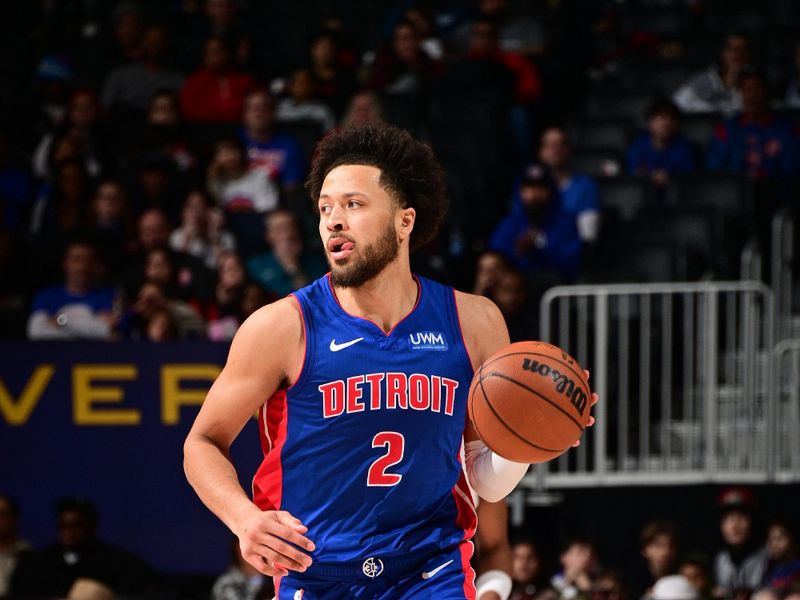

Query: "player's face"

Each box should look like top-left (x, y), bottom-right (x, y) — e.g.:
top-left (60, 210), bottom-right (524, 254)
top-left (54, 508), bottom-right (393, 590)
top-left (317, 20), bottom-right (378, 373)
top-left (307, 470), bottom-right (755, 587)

top-left (319, 164), bottom-right (410, 288)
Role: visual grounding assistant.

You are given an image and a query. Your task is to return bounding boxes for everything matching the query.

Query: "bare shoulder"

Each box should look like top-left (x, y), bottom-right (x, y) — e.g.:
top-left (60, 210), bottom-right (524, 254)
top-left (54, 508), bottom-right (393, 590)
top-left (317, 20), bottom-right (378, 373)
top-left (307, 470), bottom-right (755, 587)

top-left (454, 290), bottom-right (510, 369)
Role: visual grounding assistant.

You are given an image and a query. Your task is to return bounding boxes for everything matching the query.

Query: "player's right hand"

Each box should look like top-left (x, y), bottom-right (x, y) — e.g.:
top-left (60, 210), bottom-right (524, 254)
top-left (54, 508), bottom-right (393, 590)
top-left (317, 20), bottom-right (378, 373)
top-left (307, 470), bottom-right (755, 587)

top-left (235, 509), bottom-right (315, 577)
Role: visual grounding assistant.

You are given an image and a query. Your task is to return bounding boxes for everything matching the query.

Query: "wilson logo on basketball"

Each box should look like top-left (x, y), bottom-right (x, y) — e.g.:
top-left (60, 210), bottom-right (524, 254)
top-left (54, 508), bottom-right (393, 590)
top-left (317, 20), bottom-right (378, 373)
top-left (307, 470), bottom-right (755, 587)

top-left (521, 358), bottom-right (588, 417)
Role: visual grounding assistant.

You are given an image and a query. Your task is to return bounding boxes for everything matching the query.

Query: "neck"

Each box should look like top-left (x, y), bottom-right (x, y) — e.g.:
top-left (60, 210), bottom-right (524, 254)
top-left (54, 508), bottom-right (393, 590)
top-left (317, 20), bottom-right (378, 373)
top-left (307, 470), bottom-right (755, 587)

top-left (65, 281), bottom-right (89, 295)
top-left (552, 167), bottom-right (569, 184)
top-left (652, 136), bottom-right (668, 150)
top-left (332, 258), bottom-right (417, 333)
top-left (248, 127), bottom-right (272, 142)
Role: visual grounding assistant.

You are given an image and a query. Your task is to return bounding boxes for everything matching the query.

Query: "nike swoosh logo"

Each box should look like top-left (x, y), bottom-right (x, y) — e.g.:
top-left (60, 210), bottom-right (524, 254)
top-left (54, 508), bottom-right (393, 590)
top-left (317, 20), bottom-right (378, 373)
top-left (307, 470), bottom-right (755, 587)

top-left (421, 559), bottom-right (453, 580)
top-left (329, 337), bottom-right (364, 352)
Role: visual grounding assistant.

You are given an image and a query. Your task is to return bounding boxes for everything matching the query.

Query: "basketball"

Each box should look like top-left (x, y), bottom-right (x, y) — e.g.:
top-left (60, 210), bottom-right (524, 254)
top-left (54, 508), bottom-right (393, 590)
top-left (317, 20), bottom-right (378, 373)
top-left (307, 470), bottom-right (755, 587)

top-left (468, 341), bottom-right (592, 463)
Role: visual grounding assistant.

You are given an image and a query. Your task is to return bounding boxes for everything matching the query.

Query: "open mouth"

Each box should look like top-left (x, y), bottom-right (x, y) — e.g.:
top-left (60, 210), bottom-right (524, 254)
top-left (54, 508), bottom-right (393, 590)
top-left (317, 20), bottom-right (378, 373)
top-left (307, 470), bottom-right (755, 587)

top-left (328, 236), bottom-right (355, 261)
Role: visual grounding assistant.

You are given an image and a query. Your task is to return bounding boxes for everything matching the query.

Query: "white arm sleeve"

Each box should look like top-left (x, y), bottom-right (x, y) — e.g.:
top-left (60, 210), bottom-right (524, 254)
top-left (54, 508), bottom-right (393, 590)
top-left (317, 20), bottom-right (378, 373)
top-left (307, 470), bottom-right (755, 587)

top-left (464, 439), bottom-right (528, 503)
top-left (476, 569), bottom-right (513, 600)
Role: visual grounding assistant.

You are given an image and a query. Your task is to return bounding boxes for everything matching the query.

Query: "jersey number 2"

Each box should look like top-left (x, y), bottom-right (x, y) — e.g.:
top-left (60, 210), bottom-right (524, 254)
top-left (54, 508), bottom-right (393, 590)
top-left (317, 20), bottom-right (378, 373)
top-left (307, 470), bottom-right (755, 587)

top-left (367, 431), bottom-right (405, 486)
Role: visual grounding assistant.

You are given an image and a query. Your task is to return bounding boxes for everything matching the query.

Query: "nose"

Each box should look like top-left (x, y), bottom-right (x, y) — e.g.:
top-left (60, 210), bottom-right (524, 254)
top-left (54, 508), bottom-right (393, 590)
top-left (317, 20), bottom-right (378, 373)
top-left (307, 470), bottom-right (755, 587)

top-left (326, 204), bottom-right (347, 232)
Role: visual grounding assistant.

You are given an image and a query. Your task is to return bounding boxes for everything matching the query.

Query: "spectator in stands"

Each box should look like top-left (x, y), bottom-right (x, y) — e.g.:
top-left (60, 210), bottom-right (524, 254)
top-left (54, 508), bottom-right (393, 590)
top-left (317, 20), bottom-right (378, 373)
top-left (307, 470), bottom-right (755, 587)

top-left (86, 178), bottom-right (133, 273)
top-left (33, 54), bottom-right (76, 137)
top-left (626, 99), bottom-right (697, 187)
top-left (240, 281), bottom-right (270, 319)
top-left (367, 20), bottom-right (441, 98)
top-left (764, 519), bottom-right (800, 593)
top-left (783, 40), bottom-right (800, 108)
top-left (10, 496), bottom-right (152, 597)
top-left (134, 89), bottom-right (198, 174)
top-left (511, 538), bottom-right (551, 600)
top-left (308, 31), bottom-right (358, 120)
top-left (403, 7), bottom-right (444, 61)
top-left (246, 208), bottom-right (326, 297)
top-left (593, 570), bottom-right (627, 600)
top-left (679, 553), bottom-right (713, 600)
top-left (212, 537), bottom-right (273, 600)
top-left (131, 151), bottom-right (184, 222)
top-left (33, 89), bottom-right (106, 181)
top-left (206, 251), bottom-right (252, 342)
top-left (491, 268), bottom-right (537, 342)
top-left (712, 487), bottom-right (768, 600)
top-left (340, 91), bottom-right (385, 129)
top-left (170, 190), bottom-right (237, 270)
top-left (27, 238), bottom-right (116, 340)
top-left (181, 36), bottom-right (254, 124)
top-left (489, 162), bottom-right (582, 282)
top-left (0, 495), bottom-right (31, 597)
top-left (449, 0), bottom-right (547, 58)
top-left (144, 306), bottom-right (178, 341)
top-left (240, 89), bottom-right (304, 196)
top-left (30, 158), bottom-right (90, 244)
top-left (119, 281), bottom-right (205, 340)
top-left (673, 33), bottom-right (751, 115)
top-left (472, 250), bottom-right (512, 297)
top-left (103, 2), bottom-right (145, 71)
top-left (628, 521), bottom-right (679, 600)
top-left (538, 125), bottom-right (601, 243)
top-left (706, 69), bottom-right (797, 182)
top-left (551, 537), bottom-right (599, 600)
top-left (276, 67), bottom-right (336, 132)
top-left (208, 136), bottom-right (279, 214)
top-left (101, 23), bottom-right (184, 115)
top-left (123, 208), bottom-right (212, 303)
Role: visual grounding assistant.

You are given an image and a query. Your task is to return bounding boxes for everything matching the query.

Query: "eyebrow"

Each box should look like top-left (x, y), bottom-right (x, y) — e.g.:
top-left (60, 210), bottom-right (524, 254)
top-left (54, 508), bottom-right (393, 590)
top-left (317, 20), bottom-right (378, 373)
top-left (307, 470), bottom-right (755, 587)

top-left (318, 192), bottom-right (369, 200)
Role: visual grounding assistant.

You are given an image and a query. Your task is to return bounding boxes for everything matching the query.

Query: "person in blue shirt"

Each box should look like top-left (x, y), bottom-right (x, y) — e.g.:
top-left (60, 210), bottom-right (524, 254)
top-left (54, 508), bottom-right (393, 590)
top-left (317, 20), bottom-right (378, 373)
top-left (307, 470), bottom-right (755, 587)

top-left (489, 162), bottom-right (582, 282)
top-left (537, 126), bottom-right (600, 244)
top-left (27, 238), bottom-right (117, 340)
top-left (240, 89), bottom-right (305, 196)
top-left (706, 69), bottom-right (797, 182)
top-left (626, 98), bottom-right (696, 187)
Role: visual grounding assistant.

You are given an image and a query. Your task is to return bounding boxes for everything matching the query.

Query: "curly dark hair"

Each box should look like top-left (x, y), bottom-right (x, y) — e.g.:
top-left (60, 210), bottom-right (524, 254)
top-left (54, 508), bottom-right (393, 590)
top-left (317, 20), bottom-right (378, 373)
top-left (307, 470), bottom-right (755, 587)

top-left (305, 123), bottom-right (448, 252)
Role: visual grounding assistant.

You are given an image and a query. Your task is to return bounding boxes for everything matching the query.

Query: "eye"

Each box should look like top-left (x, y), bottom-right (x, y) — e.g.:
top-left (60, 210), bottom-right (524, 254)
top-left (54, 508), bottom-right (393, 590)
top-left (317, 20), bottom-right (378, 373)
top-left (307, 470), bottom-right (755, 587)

top-left (319, 204), bottom-right (331, 214)
top-left (347, 200), bottom-right (361, 208)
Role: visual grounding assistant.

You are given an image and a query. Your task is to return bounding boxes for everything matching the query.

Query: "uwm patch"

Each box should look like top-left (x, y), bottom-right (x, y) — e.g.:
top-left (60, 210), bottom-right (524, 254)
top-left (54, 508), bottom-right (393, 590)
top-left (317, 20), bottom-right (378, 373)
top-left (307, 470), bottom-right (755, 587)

top-left (408, 331), bottom-right (448, 351)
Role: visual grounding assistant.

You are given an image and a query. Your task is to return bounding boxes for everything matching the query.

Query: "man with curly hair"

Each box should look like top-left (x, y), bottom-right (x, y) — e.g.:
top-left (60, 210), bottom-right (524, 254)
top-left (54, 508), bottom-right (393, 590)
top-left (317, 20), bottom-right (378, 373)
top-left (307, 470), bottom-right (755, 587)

top-left (184, 123), bottom-right (594, 599)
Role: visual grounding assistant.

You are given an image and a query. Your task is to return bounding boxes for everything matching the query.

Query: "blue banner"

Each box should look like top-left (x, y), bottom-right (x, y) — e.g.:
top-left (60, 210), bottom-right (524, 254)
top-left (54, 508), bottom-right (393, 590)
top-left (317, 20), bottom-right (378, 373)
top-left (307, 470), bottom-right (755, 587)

top-left (0, 342), bottom-right (262, 575)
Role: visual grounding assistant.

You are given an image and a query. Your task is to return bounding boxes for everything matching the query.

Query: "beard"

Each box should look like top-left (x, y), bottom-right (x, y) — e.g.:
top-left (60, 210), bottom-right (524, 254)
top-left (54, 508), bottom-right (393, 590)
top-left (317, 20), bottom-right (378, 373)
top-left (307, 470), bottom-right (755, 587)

top-left (328, 219), bottom-right (400, 288)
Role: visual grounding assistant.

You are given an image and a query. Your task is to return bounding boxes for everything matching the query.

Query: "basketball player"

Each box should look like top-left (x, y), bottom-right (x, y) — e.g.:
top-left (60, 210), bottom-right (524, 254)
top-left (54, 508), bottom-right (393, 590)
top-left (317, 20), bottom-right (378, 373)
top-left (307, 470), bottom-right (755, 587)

top-left (184, 124), bottom-right (596, 599)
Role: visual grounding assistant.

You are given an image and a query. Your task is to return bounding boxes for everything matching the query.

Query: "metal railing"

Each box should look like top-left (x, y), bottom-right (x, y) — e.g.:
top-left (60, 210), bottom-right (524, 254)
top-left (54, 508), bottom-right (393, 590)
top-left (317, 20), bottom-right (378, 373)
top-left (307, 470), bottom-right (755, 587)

top-left (769, 338), bottom-right (800, 481)
top-left (523, 281), bottom-right (778, 488)
top-left (772, 208), bottom-right (795, 341)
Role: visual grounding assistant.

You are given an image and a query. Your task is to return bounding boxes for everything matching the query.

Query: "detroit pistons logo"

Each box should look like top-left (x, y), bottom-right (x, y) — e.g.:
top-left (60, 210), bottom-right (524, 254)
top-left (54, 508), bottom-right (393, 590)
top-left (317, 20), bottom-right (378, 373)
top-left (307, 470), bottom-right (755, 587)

top-left (362, 557), bottom-right (384, 578)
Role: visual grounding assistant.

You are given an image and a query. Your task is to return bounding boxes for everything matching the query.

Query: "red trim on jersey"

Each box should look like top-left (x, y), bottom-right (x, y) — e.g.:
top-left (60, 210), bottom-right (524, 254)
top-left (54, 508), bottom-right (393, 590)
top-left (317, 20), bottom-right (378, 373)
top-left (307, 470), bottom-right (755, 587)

top-left (451, 470), bottom-right (478, 540)
top-left (325, 274), bottom-right (422, 336)
top-left (452, 289), bottom-right (476, 375)
top-left (274, 575), bottom-right (281, 597)
top-left (459, 541), bottom-right (477, 599)
top-left (286, 293), bottom-right (308, 391)
top-left (252, 389), bottom-right (288, 510)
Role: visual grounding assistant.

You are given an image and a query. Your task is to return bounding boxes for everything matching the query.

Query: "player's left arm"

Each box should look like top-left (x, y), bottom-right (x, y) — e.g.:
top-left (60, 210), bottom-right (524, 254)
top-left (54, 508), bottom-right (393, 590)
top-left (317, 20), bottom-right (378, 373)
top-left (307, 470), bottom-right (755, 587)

top-left (475, 499), bottom-right (514, 600)
top-left (455, 291), bottom-right (597, 502)
top-left (455, 291), bottom-right (528, 502)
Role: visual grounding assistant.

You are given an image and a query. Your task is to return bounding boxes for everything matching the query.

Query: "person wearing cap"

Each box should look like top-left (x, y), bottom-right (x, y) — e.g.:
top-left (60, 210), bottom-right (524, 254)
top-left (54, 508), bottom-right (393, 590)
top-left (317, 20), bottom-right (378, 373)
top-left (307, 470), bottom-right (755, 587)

top-left (650, 575), bottom-right (699, 600)
top-left (488, 162), bottom-right (583, 283)
top-left (712, 487), bottom-right (768, 600)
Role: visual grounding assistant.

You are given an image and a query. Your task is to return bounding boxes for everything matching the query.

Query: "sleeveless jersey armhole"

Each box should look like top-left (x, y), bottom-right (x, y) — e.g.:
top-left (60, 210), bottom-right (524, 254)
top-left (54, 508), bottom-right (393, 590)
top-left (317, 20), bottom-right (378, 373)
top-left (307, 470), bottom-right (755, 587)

top-left (286, 293), bottom-right (315, 394)
top-left (446, 288), bottom-right (476, 380)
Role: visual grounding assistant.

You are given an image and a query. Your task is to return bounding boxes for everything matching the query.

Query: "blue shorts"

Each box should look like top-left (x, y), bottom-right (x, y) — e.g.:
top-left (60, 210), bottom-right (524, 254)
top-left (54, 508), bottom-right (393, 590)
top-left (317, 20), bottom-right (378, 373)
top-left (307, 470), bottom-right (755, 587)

top-left (276, 542), bottom-right (476, 599)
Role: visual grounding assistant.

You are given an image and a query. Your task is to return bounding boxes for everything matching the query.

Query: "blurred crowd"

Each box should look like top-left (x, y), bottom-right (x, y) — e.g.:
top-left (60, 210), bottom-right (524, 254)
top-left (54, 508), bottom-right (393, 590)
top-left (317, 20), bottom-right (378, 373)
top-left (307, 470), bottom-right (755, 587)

top-left (1, 488), bottom-right (799, 600)
top-left (0, 0), bottom-right (799, 342)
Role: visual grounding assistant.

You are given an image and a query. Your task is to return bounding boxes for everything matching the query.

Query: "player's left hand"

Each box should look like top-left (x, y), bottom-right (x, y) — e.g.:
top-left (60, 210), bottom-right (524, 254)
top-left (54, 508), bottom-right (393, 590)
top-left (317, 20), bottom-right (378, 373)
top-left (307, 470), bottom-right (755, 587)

top-left (572, 369), bottom-right (598, 447)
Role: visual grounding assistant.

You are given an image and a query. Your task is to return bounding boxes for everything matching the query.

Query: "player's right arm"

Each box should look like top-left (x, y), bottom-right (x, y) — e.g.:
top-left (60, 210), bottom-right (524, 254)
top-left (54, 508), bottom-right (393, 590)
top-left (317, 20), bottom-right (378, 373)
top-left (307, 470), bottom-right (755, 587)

top-left (183, 297), bottom-right (315, 577)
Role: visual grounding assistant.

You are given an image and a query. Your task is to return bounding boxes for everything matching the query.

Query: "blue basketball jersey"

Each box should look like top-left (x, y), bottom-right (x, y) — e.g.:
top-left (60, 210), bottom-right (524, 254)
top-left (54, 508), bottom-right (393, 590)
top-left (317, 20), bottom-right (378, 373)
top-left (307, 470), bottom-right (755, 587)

top-left (252, 274), bottom-right (477, 567)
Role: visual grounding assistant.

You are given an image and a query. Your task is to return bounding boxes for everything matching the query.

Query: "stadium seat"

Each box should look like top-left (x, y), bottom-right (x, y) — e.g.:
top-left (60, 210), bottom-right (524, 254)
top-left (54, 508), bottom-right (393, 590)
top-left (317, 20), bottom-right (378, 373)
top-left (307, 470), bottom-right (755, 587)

top-left (665, 174), bottom-right (749, 216)
top-left (680, 112), bottom-right (721, 152)
top-left (569, 117), bottom-right (633, 154)
top-left (583, 87), bottom-right (662, 122)
top-left (597, 176), bottom-right (652, 223)
top-left (572, 148), bottom-right (625, 179)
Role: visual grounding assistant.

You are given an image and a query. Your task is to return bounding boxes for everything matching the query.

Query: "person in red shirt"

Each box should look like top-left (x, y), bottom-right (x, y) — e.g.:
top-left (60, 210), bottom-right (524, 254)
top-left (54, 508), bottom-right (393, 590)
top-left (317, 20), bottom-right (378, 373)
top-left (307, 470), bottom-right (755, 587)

top-left (181, 35), bottom-right (254, 123)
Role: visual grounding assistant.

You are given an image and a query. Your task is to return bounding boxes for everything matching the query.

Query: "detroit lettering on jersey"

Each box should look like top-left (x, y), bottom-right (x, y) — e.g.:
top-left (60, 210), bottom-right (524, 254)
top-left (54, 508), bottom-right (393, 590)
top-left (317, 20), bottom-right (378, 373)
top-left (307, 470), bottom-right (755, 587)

top-left (319, 373), bottom-right (459, 418)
